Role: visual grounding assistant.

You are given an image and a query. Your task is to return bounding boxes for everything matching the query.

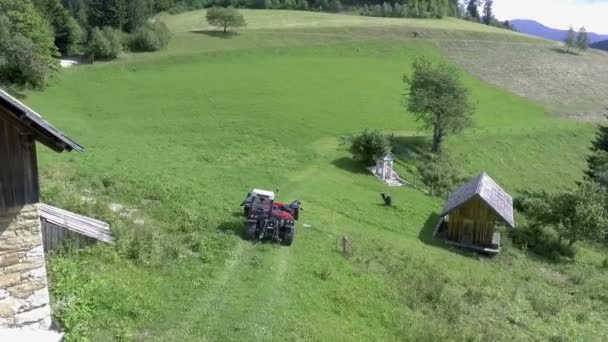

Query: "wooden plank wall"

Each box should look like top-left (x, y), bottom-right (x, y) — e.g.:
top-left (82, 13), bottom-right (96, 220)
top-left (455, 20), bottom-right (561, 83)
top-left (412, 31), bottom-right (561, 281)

top-left (447, 196), bottom-right (497, 247)
top-left (0, 112), bottom-right (39, 211)
top-left (41, 221), bottom-right (99, 253)
top-left (39, 204), bottom-right (112, 253)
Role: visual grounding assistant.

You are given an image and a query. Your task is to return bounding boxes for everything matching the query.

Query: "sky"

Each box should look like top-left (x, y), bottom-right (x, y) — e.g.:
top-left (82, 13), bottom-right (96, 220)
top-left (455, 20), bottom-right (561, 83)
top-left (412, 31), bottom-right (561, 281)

top-left (494, 0), bottom-right (608, 33)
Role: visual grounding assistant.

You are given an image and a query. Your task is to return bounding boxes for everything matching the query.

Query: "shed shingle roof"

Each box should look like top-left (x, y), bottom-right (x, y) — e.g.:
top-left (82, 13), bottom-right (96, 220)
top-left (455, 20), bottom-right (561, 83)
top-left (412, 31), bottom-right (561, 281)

top-left (440, 172), bottom-right (515, 228)
top-left (0, 89), bottom-right (83, 152)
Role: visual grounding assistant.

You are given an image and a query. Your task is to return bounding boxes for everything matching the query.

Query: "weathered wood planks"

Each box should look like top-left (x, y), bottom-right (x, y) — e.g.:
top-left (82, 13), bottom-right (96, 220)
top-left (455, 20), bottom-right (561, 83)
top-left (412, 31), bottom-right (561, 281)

top-left (39, 203), bottom-right (112, 253)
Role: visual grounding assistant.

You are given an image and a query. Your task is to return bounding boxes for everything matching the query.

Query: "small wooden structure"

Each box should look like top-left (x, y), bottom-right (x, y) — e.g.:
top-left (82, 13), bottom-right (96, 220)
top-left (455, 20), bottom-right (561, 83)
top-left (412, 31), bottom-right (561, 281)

top-left (40, 203), bottom-right (112, 253)
top-left (435, 172), bottom-right (515, 254)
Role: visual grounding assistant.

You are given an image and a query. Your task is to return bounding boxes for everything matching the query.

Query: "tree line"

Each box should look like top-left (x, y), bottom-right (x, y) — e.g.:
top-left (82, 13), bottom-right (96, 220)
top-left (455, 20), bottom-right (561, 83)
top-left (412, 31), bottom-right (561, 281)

top-left (464, 0), bottom-right (513, 30)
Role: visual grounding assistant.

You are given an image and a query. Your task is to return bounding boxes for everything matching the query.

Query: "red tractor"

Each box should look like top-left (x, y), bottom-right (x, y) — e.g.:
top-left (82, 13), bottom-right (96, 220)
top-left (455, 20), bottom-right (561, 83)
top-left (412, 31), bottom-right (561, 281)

top-left (240, 189), bottom-right (302, 246)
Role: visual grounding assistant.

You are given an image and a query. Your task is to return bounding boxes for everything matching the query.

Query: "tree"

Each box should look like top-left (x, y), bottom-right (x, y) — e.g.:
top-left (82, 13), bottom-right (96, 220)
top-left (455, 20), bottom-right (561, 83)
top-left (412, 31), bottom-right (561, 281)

top-left (125, 0), bottom-right (152, 32)
top-left (0, 0), bottom-right (58, 88)
top-left (328, 0), bottom-right (341, 12)
top-left (409, 0), bottom-right (419, 17)
top-left (34, 0), bottom-right (84, 55)
top-left (417, 153), bottom-right (462, 196)
top-left (466, 0), bottom-right (479, 21)
top-left (86, 26), bottom-right (122, 61)
top-left (87, 0), bottom-right (128, 30)
top-left (128, 21), bottom-right (171, 52)
top-left (524, 183), bottom-right (608, 247)
top-left (564, 26), bottom-right (576, 53)
top-left (482, 0), bottom-right (492, 25)
top-left (347, 129), bottom-right (391, 164)
top-left (576, 26), bottom-right (589, 54)
top-left (205, 7), bottom-right (246, 33)
top-left (0, 15), bottom-right (55, 88)
top-left (586, 117), bottom-right (608, 187)
top-left (297, 0), bottom-right (309, 10)
top-left (403, 58), bottom-right (475, 153)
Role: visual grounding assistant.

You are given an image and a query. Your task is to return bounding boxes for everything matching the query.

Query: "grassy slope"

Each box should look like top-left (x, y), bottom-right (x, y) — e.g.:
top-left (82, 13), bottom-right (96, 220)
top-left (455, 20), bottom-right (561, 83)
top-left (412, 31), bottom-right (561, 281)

top-left (27, 10), bottom-right (606, 341)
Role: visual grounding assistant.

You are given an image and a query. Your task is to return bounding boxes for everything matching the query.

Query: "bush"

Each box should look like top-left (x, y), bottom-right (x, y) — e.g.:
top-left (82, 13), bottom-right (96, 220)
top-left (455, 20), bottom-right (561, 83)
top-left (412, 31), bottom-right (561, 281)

top-left (347, 129), bottom-right (391, 164)
top-left (416, 153), bottom-right (463, 197)
top-left (87, 27), bottom-right (123, 61)
top-left (128, 22), bottom-right (171, 52)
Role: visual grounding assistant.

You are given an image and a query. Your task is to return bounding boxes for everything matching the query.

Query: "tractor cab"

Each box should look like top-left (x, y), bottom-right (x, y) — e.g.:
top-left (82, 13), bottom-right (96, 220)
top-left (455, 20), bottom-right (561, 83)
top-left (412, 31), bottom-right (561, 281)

top-left (241, 188), bottom-right (299, 246)
top-left (242, 189), bottom-right (275, 217)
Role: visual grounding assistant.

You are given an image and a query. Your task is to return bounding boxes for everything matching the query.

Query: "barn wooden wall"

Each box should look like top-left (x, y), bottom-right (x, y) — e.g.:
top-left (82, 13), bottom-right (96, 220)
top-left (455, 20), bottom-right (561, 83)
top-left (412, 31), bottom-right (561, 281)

top-left (447, 196), bottom-right (497, 247)
top-left (0, 110), bottom-right (40, 211)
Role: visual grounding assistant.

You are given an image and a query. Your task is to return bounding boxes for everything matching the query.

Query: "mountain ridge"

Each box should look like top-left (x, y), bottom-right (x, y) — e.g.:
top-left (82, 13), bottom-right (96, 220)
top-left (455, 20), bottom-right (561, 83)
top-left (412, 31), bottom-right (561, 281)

top-left (511, 19), bottom-right (608, 43)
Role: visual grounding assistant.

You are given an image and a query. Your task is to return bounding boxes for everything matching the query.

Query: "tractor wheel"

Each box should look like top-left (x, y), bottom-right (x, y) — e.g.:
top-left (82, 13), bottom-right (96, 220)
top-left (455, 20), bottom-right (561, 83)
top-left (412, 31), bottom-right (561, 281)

top-left (282, 230), bottom-right (295, 246)
top-left (245, 223), bottom-right (257, 241)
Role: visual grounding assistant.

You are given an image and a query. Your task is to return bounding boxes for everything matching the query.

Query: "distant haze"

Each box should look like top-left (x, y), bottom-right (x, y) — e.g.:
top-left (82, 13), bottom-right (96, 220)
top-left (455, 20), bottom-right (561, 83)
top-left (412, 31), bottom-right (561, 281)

top-left (494, 0), bottom-right (608, 34)
top-left (510, 19), bottom-right (608, 44)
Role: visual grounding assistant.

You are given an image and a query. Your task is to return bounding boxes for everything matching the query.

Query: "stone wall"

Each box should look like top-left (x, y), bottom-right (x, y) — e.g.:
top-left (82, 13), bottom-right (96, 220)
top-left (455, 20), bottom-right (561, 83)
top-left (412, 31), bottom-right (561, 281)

top-left (0, 204), bottom-right (51, 329)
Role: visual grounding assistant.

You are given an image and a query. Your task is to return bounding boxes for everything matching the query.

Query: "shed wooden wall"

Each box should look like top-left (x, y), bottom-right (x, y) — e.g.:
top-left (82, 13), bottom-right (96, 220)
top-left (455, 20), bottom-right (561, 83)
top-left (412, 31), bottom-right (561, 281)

top-left (446, 196), bottom-right (497, 247)
top-left (0, 110), bottom-right (39, 211)
top-left (41, 220), bottom-right (99, 253)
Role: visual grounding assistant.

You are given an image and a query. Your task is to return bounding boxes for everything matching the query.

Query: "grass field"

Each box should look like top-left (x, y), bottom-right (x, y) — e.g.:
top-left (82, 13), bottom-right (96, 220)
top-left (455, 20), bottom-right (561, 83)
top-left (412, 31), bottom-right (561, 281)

top-left (22, 10), bottom-right (608, 341)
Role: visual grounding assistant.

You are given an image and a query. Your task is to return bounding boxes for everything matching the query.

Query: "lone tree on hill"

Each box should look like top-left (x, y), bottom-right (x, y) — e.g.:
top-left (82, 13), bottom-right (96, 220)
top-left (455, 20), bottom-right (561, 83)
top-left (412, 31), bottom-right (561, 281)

top-left (564, 26), bottom-right (576, 53)
top-left (403, 58), bottom-right (475, 153)
top-left (206, 7), bottom-right (246, 33)
top-left (576, 27), bottom-right (590, 54)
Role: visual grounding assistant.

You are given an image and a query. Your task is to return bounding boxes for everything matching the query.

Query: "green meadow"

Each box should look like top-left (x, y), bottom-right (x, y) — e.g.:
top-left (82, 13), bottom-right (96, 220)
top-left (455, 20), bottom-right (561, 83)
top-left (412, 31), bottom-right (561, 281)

top-left (24, 9), bottom-right (608, 341)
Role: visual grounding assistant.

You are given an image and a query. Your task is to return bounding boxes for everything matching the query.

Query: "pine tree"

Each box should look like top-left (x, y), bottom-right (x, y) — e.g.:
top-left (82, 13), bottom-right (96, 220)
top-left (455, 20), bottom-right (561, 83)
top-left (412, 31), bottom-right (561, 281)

top-left (482, 0), bottom-right (492, 25)
top-left (587, 117), bottom-right (608, 187)
top-left (564, 26), bottom-right (576, 53)
top-left (466, 0), bottom-right (478, 21)
top-left (88, 0), bottom-right (128, 30)
top-left (576, 27), bottom-right (590, 55)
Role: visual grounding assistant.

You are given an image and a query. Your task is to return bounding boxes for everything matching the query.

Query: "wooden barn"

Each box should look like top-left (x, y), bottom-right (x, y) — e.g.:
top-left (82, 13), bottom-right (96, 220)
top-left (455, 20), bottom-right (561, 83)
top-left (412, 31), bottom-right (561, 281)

top-left (435, 172), bottom-right (515, 255)
top-left (0, 89), bottom-right (84, 329)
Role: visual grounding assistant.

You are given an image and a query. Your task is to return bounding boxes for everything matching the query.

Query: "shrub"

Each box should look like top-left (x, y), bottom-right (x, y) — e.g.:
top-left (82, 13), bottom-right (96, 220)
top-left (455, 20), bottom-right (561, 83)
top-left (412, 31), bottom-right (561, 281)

top-left (348, 129), bottom-right (391, 164)
top-left (87, 27), bottom-right (123, 61)
top-left (416, 153), bottom-right (463, 197)
top-left (129, 22), bottom-right (171, 52)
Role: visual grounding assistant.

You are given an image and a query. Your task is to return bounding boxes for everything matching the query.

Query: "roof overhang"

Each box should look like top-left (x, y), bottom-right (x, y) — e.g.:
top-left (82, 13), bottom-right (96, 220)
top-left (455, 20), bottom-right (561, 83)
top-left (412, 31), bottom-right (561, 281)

top-left (0, 89), bottom-right (83, 153)
top-left (440, 194), bottom-right (515, 229)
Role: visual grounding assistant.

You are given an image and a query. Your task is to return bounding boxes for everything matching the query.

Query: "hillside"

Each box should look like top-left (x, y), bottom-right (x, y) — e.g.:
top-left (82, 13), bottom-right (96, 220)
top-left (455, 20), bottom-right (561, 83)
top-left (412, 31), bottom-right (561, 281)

top-left (24, 10), bottom-right (608, 341)
top-left (511, 19), bottom-right (608, 43)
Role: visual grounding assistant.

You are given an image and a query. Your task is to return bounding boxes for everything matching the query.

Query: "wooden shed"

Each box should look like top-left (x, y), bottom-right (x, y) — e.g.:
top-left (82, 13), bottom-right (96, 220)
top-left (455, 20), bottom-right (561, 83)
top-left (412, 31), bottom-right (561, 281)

top-left (0, 88), bottom-right (82, 329)
top-left (435, 172), bottom-right (514, 254)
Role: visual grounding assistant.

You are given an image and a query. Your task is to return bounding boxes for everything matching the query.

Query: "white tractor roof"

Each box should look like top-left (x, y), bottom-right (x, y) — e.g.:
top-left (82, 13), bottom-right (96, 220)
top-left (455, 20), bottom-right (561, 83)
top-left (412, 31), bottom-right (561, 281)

top-left (252, 189), bottom-right (275, 200)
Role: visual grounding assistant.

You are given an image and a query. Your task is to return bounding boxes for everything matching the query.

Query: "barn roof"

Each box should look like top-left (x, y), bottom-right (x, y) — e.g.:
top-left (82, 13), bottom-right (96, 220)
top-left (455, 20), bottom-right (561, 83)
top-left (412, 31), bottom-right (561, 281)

top-left (440, 172), bottom-right (515, 228)
top-left (0, 89), bottom-right (83, 152)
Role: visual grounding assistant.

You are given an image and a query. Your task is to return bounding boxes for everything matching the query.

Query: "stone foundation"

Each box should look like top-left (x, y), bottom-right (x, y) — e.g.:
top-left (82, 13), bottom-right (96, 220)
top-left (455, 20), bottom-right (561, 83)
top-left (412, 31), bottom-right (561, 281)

top-left (0, 204), bottom-right (51, 329)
